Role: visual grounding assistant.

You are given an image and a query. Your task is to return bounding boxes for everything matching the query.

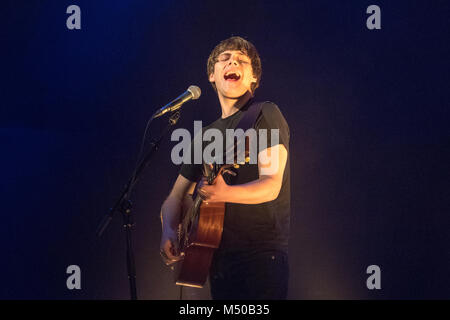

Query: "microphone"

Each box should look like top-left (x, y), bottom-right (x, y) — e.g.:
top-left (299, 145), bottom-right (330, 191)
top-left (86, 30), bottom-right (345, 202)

top-left (152, 85), bottom-right (201, 119)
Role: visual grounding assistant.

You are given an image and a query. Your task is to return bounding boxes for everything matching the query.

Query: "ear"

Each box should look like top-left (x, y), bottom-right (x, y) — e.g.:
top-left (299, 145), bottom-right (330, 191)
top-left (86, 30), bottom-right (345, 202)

top-left (250, 72), bottom-right (257, 84)
top-left (209, 72), bottom-right (215, 83)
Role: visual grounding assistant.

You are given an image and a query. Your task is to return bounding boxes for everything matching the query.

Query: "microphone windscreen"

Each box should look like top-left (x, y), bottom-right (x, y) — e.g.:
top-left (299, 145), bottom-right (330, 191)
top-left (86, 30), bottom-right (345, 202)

top-left (187, 85), bottom-right (201, 100)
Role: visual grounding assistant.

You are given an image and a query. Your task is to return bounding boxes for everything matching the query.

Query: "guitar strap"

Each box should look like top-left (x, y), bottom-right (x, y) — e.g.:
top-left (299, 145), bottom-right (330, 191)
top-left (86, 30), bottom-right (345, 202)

top-left (200, 101), bottom-right (266, 187)
top-left (216, 100), bottom-right (265, 169)
top-left (235, 100), bottom-right (265, 131)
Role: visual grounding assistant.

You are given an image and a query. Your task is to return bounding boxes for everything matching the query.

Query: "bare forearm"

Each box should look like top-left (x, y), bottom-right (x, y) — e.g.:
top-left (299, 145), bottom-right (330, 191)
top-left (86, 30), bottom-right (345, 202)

top-left (225, 176), bottom-right (281, 204)
top-left (198, 145), bottom-right (287, 205)
top-left (160, 197), bottom-right (182, 231)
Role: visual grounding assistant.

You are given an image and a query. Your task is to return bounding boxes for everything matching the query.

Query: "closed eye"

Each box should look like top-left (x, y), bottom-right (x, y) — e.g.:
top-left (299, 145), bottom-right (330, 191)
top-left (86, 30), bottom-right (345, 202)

top-left (217, 52), bottom-right (251, 65)
top-left (218, 54), bottom-right (231, 62)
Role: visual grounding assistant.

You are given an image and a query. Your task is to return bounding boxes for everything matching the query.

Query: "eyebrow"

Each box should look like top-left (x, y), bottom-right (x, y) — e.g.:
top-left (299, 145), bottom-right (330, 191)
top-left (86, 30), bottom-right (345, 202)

top-left (218, 51), bottom-right (248, 57)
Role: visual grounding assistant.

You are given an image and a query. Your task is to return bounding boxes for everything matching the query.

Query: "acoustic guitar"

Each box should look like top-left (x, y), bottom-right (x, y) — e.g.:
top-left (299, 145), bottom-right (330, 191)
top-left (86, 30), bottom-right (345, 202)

top-left (174, 163), bottom-right (228, 287)
top-left (174, 140), bottom-right (250, 288)
top-left (173, 101), bottom-right (263, 288)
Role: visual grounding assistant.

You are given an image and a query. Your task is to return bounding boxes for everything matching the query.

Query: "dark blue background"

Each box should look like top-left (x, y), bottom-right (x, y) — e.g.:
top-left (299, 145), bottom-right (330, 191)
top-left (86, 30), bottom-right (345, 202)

top-left (1, 0), bottom-right (449, 299)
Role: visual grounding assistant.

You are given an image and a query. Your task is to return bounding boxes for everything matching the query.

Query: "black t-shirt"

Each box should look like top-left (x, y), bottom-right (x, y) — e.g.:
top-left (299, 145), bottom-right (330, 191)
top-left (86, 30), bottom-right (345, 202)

top-left (179, 100), bottom-right (290, 253)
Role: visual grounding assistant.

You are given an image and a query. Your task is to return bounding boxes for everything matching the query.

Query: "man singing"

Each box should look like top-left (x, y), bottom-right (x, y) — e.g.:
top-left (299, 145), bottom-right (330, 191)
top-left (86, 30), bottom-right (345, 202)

top-left (160, 36), bottom-right (290, 299)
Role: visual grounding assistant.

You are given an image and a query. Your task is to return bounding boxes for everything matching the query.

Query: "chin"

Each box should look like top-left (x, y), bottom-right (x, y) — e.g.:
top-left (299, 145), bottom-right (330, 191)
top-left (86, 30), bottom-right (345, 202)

top-left (220, 88), bottom-right (249, 99)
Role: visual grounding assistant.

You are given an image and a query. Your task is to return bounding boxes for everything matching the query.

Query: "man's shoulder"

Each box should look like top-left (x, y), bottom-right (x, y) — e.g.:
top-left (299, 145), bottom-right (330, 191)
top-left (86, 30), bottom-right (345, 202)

top-left (255, 101), bottom-right (289, 129)
top-left (203, 117), bottom-right (223, 131)
top-left (258, 101), bottom-right (283, 118)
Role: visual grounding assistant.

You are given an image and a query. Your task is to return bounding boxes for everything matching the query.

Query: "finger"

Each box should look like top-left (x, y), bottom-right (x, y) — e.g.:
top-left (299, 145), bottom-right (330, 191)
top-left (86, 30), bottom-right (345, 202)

top-left (167, 240), bottom-right (180, 257)
top-left (222, 169), bottom-right (236, 176)
top-left (162, 240), bottom-right (180, 262)
top-left (160, 249), bottom-right (173, 265)
top-left (161, 244), bottom-right (175, 262)
top-left (170, 238), bottom-right (180, 256)
top-left (198, 190), bottom-right (209, 201)
top-left (198, 177), bottom-right (208, 188)
top-left (162, 250), bottom-right (181, 266)
top-left (198, 187), bottom-right (211, 200)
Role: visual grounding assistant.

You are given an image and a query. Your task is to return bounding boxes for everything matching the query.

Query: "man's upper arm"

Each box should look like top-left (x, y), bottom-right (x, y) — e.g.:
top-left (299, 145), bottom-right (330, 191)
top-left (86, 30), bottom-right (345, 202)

top-left (168, 174), bottom-right (196, 200)
top-left (256, 102), bottom-right (289, 176)
top-left (258, 144), bottom-right (288, 178)
top-left (255, 102), bottom-right (289, 198)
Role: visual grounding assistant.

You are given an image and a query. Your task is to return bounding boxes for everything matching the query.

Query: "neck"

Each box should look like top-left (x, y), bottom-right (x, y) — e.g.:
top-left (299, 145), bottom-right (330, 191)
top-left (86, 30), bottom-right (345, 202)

top-left (218, 91), bottom-right (253, 118)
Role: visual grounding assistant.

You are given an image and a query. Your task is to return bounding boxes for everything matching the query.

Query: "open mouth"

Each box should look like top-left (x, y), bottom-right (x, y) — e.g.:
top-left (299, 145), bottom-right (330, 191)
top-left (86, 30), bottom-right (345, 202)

top-left (224, 72), bottom-right (241, 81)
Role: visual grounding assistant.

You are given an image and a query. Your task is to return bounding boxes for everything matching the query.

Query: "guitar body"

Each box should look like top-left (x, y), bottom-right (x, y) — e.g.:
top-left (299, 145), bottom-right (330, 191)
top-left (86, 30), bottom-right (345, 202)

top-left (174, 199), bottom-right (225, 288)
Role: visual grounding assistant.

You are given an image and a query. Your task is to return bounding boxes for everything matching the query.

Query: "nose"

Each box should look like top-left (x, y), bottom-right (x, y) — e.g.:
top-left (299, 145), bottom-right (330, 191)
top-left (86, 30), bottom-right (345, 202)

top-left (228, 54), bottom-right (240, 66)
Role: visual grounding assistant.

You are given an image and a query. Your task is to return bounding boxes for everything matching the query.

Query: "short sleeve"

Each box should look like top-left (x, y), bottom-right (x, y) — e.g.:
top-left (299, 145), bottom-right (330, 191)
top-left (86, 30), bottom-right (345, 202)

top-left (179, 163), bottom-right (202, 182)
top-left (255, 102), bottom-right (290, 151)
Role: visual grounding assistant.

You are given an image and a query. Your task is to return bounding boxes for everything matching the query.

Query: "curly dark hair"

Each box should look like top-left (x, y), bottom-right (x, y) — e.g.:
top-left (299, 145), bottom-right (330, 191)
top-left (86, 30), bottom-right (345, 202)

top-left (207, 36), bottom-right (262, 93)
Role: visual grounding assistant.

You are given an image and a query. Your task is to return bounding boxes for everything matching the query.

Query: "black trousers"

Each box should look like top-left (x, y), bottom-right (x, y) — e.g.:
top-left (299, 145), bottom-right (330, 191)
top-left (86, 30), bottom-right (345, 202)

top-left (209, 249), bottom-right (289, 300)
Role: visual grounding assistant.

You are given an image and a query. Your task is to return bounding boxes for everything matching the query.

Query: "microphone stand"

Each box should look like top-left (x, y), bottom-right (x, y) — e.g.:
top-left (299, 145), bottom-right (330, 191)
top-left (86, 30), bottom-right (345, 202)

top-left (96, 110), bottom-right (182, 300)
